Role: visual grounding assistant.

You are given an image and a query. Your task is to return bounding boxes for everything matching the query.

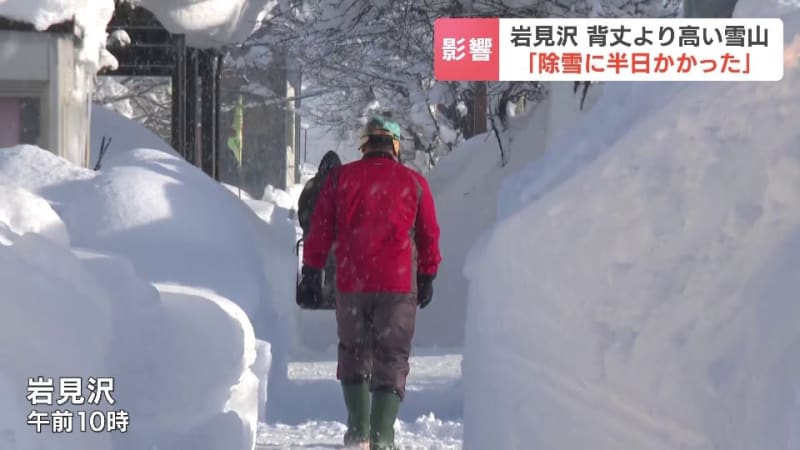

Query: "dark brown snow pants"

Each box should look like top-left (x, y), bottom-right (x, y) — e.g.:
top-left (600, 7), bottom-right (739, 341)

top-left (336, 292), bottom-right (417, 400)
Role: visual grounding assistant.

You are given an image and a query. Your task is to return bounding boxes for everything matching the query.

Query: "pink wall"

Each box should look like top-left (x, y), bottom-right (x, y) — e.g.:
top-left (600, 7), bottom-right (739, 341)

top-left (0, 98), bottom-right (21, 148)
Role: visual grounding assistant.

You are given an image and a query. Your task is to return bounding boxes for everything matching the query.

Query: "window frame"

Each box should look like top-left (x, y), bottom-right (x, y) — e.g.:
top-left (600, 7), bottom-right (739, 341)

top-left (0, 80), bottom-right (49, 150)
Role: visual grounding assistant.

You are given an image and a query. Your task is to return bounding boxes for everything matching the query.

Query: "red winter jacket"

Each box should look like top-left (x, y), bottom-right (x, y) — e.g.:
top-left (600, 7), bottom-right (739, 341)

top-left (303, 152), bottom-right (441, 293)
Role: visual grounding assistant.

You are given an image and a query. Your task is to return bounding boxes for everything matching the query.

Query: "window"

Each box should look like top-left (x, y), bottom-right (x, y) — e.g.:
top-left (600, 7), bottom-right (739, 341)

top-left (0, 96), bottom-right (41, 148)
top-left (0, 80), bottom-right (47, 149)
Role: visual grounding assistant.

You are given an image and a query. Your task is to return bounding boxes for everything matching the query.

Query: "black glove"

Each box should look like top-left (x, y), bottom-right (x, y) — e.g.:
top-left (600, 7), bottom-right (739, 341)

top-left (297, 266), bottom-right (323, 309)
top-left (417, 273), bottom-right (435, 309)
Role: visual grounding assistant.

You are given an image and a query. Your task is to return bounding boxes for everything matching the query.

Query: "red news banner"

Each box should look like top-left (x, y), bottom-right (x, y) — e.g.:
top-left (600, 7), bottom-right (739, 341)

top-left (434, 18), bottom-right (784, 81)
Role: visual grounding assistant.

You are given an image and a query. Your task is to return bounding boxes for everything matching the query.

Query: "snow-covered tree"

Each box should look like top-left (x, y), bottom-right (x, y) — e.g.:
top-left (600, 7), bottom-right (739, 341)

top-left (93, 0), bottom-right (685, 168)
top-left (683, 0), bottom-right (738, 17)
top-left (93, 76), bottom-right (172, 142)
top-left (240, 0), bottom-right (684, 166)
top-left (239, 1), bottom-right (552, 166)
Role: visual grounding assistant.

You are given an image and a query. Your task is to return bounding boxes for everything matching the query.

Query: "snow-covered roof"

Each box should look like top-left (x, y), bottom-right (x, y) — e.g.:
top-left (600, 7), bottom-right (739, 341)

top-left (0, 0), bottom-right (115, 70)
top-left (0, 0), bottom-right (276, 72)
top-left (131, 0), bottom-right (277, 49)
top-left (0, 0), bottom-right (107, 32)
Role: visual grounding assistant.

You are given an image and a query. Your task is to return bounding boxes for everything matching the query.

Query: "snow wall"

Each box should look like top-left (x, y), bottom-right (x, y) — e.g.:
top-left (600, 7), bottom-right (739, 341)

top-left (0, 105), bottom-right (294, 448)
top-left (463, 3), bottom-right (800, 449)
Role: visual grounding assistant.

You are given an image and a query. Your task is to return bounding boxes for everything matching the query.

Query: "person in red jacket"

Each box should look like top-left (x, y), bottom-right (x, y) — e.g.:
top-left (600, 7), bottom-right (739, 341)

top-left (297, 115), bottom-right (441, 450)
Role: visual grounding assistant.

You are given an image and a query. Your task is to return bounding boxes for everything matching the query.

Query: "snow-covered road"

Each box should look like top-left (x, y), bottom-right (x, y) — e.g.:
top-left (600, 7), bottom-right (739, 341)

top-left (257, 354), bottom-right (463, 449)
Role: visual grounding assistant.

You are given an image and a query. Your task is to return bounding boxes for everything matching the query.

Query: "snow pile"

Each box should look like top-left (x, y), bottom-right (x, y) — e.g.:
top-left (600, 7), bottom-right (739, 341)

top-left (0, 146), bottom-right (100, 249)
top-left (263, 183), bottom-right (297, 211)
top-left (95, 108), bottom-right (296, 389)
top-left (224, 181), bottom-right (301, 222)
top-left (0, 141), bottom-right (287, 448)
top-left (90, 104), bottom-right (176, 169)
top-left (463, 8), bottom-right (800, 450)
top-left (148, 284), bottom-right (260, 450)
top-left (0, 221), bottom-right (114, 450)
top-left (90, 52), bottom-right (296, 362)
top-left (79, 143), bottom-right (297, 388)
top-left (0, 184), bottom-right (69, 245)
top-left (0, 375), bottom-right (25, 449)
top-left (76, 252), bottom-right (262, 449)
top-left (62, 146), bottom-right (277, 324)
top-left (0, 146), bottom-right (271, 450)
top-left (233, 182), bottom-right (325, 357)
top-left (132, 0), bottom-right (277, 49)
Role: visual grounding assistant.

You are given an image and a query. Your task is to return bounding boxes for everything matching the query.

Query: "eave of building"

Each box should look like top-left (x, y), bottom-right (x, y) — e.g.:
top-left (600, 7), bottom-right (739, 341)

top-left (0, 17), bottom-right (76, 35)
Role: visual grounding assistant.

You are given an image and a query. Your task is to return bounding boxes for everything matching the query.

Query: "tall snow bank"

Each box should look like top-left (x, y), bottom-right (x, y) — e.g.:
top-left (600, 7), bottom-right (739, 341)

top-left (148, 284), bottom-right (260, 450)
top-left (464, 11), bottom-right (800, 450)
top-left (0, 194), bottom-right (113, 450)
top-left (231, 181), bottom-right (327, 359)
top-left (86, 109), bottom-right (295, 350)
top-left (70, 249), bottom-right (165, 450)
top-left (64, 147), bottom-right (272, 320)
top-left (418, 78), bottom-right (601, 348)
top-left (496, 81), bottom-right (687, 221)
top-left (0, 148), bottom-right (267, 449)
top-left (70, 253), bottom-right (262, 450)
top-left (100, 113), bottom-right (295, 395)
top-left (415, 95), bottom-right (558, 348)
top-left (80, 146), bottom-right (294, 387)
top-left (0, 238), bottom-right (261, 450)
top-left (132, 0), bottom-right (277, 49)
top-left (0, 139), bottom-right (287, 417)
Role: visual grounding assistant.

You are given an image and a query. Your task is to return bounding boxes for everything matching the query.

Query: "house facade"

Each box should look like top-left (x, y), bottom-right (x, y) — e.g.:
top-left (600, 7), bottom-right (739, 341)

top-left (0, 20), bottom-right (91, 167)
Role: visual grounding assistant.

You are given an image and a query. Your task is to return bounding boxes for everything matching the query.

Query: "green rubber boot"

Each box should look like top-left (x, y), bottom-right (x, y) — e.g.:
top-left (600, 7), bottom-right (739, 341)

top-left (342, 381), bottom-right (371, 446)
top-left (370, 391), bottom-right (401, 450)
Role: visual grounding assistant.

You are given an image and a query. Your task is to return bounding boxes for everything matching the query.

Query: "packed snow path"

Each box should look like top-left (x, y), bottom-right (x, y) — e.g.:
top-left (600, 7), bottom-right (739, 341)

top-left (257, 354), bottom-right (463, 449)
